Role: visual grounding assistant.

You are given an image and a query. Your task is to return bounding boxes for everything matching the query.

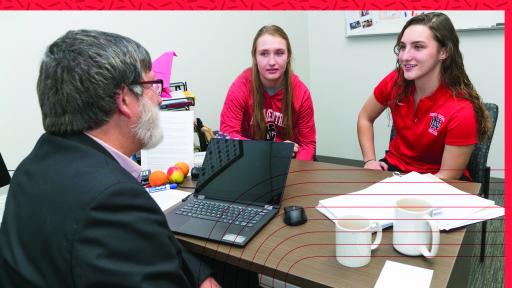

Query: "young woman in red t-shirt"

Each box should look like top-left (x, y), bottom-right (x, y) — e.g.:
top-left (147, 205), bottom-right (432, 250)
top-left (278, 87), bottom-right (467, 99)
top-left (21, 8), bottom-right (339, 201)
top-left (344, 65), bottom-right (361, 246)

top-left (357, 12), bottom-right (491, 180)
top-left (220, 25), bottom-right (316, 160)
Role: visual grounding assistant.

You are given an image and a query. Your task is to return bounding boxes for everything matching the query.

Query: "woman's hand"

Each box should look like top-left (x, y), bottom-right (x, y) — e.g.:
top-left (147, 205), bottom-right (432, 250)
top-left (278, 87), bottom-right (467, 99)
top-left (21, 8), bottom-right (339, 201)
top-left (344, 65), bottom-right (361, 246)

top-left (284, 140), bottom-right (299, 157)
top-left (364, 160), bottom-right (388, 171)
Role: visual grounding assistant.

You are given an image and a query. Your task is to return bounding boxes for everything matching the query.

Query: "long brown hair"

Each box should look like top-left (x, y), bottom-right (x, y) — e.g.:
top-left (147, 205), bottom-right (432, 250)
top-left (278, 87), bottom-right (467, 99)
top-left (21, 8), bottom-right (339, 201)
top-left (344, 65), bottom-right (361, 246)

top-left (251, 25), bottom-right (294, 139)
top-left (392, 12), bottom-right (491, 141)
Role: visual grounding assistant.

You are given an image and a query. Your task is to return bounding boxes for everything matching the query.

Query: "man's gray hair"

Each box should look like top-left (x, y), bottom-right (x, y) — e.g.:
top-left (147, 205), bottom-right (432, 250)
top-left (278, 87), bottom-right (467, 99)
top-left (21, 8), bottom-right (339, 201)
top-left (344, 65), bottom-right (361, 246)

top-left (37, 29), bottom-right (152, 134)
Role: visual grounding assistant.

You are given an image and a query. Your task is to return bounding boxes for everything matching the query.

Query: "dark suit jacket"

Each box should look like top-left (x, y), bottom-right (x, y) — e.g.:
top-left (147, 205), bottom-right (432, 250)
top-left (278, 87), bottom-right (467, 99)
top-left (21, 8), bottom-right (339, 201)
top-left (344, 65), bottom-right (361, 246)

top-left (0, 133), bottom-right (212, 287)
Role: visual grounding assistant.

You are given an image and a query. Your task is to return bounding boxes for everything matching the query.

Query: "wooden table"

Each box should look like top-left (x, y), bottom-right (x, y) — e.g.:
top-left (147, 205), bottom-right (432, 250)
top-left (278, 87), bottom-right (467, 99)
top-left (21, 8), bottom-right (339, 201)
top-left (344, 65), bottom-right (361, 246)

top-left (172, 160), bottom-right (480, 287)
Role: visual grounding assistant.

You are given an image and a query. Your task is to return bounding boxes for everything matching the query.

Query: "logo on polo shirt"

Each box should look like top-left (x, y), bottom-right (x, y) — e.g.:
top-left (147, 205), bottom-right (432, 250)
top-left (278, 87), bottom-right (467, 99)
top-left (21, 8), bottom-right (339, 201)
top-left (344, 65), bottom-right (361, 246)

top-left (428, 112), bottom-right (445, 136)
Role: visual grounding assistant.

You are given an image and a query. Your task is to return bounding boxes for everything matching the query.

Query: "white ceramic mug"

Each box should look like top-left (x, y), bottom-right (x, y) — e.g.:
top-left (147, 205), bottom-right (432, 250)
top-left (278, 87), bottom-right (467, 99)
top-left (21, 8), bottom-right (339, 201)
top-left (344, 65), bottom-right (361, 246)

top-left (335, 215), bottom-right (382, 268)
top-left (393, 198), bottom-right (440, 258)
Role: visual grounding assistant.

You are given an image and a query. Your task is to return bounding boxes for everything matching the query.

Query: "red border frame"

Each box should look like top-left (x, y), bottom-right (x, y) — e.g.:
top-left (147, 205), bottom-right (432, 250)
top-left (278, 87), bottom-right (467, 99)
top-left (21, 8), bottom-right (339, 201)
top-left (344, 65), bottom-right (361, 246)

top-left (505, 10), bottom-right (510, 288)
top-left (1, 0), bottom-right (508, 286)
top-left (0, 0), bottom-right (511, 10)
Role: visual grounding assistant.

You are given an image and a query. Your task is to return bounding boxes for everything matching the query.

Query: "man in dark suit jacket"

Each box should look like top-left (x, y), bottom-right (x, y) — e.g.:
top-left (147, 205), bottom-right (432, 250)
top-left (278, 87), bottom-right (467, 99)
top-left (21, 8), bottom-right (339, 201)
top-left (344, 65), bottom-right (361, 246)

top-left (0, 30), bottom-right (219, 288)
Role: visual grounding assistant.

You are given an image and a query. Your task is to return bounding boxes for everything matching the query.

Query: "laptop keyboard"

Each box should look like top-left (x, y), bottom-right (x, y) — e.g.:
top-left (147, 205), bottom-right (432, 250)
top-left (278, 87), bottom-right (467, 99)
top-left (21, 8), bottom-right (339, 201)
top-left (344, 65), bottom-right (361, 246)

top-left (176, 199), bottom-right (270, 227)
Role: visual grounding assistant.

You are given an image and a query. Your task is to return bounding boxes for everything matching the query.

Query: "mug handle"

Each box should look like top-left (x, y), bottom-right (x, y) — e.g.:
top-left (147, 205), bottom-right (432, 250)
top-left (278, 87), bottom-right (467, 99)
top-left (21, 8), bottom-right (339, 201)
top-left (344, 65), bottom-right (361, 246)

top-left (370, 222), bottom-right (382, 250)
top-left (420, 215), bottom-right (440, 258)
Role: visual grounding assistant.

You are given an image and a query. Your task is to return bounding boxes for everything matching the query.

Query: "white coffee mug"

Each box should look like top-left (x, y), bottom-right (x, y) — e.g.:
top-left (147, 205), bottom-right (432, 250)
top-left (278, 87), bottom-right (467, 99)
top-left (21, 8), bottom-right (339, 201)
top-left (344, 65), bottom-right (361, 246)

top-left (335, 215), bottom-right (382, 268)
top-left (393, 198), bottom-right (440, 258)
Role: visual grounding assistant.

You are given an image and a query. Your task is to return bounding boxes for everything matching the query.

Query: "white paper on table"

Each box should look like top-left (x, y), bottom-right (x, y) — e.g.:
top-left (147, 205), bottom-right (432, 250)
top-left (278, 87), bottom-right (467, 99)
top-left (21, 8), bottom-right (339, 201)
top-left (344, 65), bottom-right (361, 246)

top-left (148, 188), bottom-right (191, 212)
top-left (374, 260), bottom-right (433, 288)
top-left (141, 110), bottom-right (194, 175)
top-left (316, 172), bottom-right (499, 230)
top-left (438, 206), bottom-right (504, 230)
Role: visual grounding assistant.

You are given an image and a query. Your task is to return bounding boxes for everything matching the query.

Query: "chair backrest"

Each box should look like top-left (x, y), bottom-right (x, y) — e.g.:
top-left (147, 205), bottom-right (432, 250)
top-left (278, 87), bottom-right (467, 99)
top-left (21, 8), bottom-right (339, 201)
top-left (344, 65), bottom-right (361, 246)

top-left (194, 118), bottom-right (208, 152)
top-left (467, 103), bottom-right (499, 183)
top-left (194, 118), bottom-right (215, 152)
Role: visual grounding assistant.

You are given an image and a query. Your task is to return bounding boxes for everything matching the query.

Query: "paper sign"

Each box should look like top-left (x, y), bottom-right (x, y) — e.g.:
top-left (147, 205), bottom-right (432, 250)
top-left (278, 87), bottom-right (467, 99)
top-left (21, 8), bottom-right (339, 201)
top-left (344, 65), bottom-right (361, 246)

top-left (141, 110), bottom-right (194, 175)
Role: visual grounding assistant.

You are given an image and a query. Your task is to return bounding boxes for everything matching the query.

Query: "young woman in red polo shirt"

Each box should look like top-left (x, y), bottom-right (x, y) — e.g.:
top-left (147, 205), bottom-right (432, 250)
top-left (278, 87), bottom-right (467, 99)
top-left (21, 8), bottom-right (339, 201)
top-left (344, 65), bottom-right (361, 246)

top-left (220, 25), bottom-right (317, 161)
top-left (357, 12), bottom-right (491, 180)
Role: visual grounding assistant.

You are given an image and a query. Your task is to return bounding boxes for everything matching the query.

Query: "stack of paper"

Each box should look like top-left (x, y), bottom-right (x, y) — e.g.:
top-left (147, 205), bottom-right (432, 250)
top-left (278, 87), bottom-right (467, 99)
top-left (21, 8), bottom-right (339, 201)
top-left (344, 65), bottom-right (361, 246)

top-left (316, 172), bottom-right (504, 230)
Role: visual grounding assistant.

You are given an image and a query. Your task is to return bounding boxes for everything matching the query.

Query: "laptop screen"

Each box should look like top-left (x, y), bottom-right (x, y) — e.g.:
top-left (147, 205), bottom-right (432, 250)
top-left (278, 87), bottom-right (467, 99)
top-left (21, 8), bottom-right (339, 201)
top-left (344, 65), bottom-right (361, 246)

top-left (195, 139), bottom-right (293, 207)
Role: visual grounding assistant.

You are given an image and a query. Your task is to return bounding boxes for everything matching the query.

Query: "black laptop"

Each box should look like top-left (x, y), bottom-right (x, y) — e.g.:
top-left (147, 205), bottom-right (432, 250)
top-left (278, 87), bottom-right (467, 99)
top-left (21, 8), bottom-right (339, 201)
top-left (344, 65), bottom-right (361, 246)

top-left (166, 138), bottom-right (293, 246)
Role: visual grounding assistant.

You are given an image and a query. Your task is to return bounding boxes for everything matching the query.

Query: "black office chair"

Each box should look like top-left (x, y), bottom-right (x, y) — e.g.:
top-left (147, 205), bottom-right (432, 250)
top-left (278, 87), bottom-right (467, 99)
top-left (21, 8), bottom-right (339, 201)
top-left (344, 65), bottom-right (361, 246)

top-left (194, 118), bottom-right (214, 152)
top-left (466, 103), bottom-right (499, 262)
top-left (387, 102), bottom-right (499, 262)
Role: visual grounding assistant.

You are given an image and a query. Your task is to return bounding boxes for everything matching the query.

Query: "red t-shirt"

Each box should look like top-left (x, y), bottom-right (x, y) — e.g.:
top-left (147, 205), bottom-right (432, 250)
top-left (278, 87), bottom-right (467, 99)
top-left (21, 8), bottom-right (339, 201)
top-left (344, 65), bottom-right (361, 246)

top-left (374, 70), bottom-right (478, 177)
top-left (220, 68), bottom-right (316, 160)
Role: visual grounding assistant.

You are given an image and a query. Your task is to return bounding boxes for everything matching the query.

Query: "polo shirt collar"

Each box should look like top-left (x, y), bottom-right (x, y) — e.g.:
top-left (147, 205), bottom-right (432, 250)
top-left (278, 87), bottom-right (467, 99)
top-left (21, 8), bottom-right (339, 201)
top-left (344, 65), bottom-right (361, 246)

top-left (410, 81), bottom-right (447, 104)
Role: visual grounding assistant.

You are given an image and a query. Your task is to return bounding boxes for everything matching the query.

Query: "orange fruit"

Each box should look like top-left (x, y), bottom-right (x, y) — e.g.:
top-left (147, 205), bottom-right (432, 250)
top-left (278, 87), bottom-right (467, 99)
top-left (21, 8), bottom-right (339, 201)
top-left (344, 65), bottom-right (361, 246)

top-left (174, 161), bottom-right (190, 176)
top-left (148, 170), bottom-right (168, 187)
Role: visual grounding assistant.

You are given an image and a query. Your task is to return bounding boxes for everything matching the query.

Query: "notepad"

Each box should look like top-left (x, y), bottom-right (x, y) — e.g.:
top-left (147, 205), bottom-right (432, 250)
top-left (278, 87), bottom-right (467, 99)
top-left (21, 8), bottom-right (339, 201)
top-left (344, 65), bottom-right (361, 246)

top-left (374, 261), bottom-right (433, 288)
top-left (147, 188), bottom-right (191, 213)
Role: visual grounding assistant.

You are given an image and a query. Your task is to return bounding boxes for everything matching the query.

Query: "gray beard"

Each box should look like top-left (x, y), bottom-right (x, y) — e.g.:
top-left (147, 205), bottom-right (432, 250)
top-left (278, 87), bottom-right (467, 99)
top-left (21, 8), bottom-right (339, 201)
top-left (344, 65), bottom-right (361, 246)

top-left (133, 97), bottom-right (164, 150)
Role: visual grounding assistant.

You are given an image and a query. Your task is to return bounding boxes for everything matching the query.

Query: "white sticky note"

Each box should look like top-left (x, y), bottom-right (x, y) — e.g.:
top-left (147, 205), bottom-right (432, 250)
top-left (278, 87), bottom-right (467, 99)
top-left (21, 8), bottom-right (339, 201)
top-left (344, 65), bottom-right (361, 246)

top-left (374, 261), bottom-right (433, 288)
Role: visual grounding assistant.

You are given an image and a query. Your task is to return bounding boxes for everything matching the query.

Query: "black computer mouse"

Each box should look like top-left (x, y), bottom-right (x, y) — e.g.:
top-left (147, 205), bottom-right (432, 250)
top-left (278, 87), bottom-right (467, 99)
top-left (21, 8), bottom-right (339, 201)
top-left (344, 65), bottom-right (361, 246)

top-left (191, 167), bottom-right (202, 180)
top-left (283, 205), bottom-right (307, 226)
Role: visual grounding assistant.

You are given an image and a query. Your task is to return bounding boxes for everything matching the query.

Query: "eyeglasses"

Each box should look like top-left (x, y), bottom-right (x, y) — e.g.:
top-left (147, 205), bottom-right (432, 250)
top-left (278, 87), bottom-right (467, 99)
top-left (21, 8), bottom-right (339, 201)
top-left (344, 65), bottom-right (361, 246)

top-left (130, 79), bottom-right (164, 96)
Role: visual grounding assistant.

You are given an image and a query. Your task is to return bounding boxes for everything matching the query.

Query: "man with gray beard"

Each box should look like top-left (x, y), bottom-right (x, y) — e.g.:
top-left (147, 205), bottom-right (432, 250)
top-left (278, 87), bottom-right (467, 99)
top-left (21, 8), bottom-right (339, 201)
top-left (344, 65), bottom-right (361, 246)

top-left (0, 30), bottom-right (219, 288)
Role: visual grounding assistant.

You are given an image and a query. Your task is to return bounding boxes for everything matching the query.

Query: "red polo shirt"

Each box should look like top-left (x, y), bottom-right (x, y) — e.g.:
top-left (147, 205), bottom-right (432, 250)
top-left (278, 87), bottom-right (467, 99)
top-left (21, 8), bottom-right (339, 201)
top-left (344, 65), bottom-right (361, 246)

top-left (374, 70), bottom-right (478, 177)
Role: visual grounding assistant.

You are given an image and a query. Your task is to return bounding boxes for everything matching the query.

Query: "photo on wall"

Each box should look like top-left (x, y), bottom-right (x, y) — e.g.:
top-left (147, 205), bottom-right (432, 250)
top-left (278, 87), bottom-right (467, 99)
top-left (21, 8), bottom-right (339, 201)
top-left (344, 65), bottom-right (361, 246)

top-left (344, 10), bottom-right (504, 37)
